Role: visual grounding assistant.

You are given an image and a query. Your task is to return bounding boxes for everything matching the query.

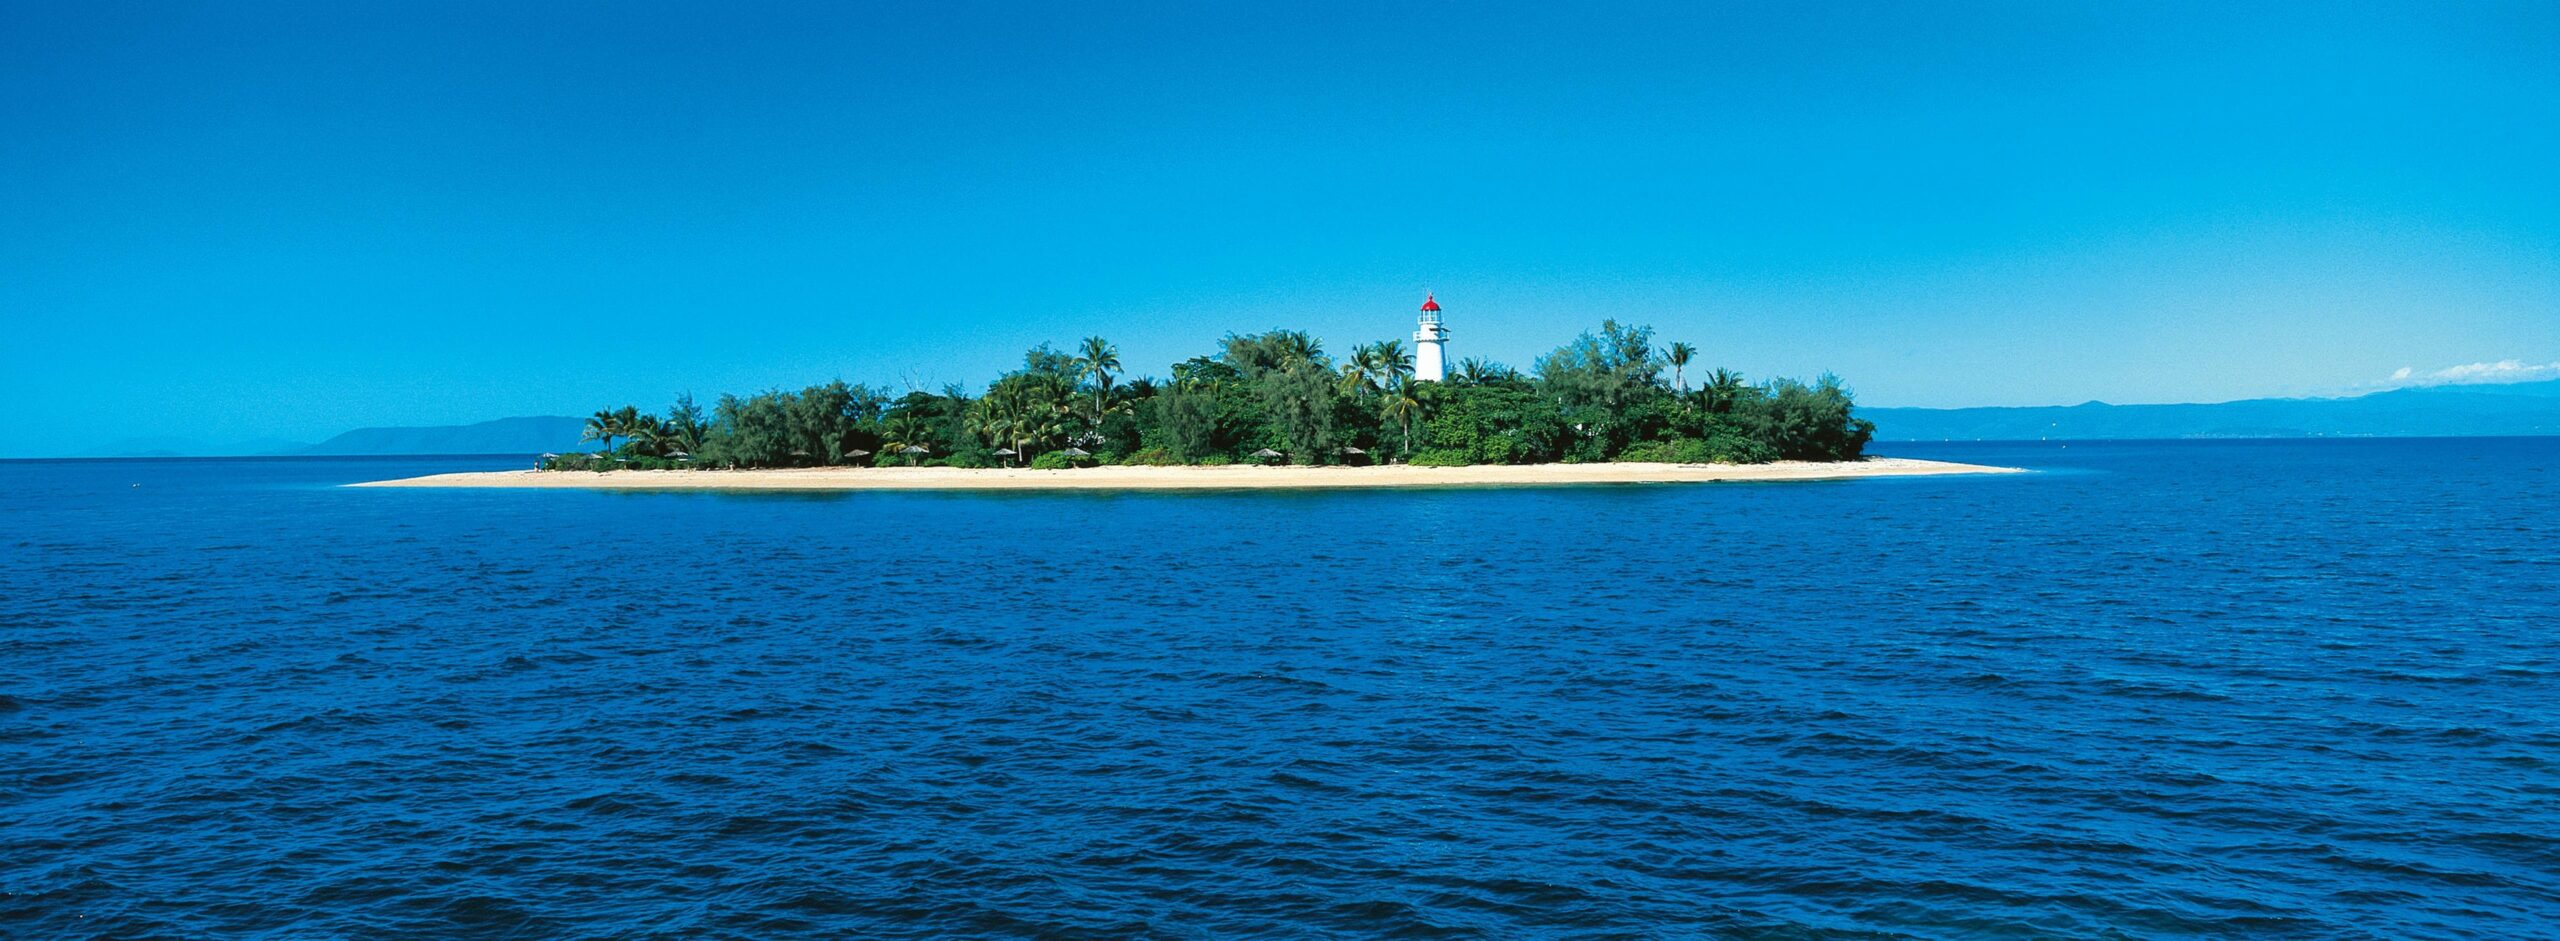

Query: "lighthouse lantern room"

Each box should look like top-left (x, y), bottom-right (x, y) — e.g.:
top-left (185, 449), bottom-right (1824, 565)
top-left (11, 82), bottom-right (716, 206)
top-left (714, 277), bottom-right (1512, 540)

top-left (1414, 293), bottom-right (1448, 383)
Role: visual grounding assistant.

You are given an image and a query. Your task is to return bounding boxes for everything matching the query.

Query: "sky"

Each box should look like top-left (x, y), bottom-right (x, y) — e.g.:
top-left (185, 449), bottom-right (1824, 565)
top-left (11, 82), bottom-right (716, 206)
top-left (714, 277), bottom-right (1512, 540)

top-left (3, 1), bottom-right (2556, 455)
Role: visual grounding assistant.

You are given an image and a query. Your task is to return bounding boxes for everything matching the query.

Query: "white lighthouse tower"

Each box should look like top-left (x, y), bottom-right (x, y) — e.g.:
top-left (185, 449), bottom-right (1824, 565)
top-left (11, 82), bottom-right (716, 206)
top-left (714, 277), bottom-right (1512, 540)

top-left (1413, 293), bottom-right (1448, 383)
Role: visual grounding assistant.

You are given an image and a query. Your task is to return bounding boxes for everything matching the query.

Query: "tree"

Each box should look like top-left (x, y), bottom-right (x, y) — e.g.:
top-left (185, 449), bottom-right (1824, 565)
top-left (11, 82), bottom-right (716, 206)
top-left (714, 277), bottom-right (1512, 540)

top-left (573, 318), bottom-right (1873, 472)
top-left (1170, 355), bottom-right (1241, 393)
top-left (1222, 329), bottom-right (1327, 377)
top-left (1021, 343), bottom-right (1082, 381)
top-left (970, 369), bottom-right (1074, 462)
top-left (1375, 339), bottom-right (1414, 392)
top-left (1736, 374), bottom-right (1874, 461)
top-left (1665, 342), bottom-right (1696, 392)
top-left (581, 409), bottom-right (622, 455)
top-left (966, 395), bottom-right (1018, 464)
top-left (1699, 368), bottom-right (1747, 414)
top-left (1141, 389), bottom-right (1223, 461)
top-left (883, 412), bottom-right (934, 462)
top-left (1381, 389), bottom-right (1423, 460)
top-left (1455, 357), bottom-right (1521, 386)
top-left (1078, 336), bottom-right (1121, 429)
top-left (625, 413), bottom-right (677, 456)
top-left (1537, 320), bottom-right (1664, 411)
top-left (1339, 343), bottom-right (1385, 398)
top-left (1536, 320), bottom-right (1668, 453)
top-left (1259, 363), bottom-right (1341, 461)
top-left (667, 393), bottom-right (708, 453)
top-left (704, 391), bottom-right (796, 466)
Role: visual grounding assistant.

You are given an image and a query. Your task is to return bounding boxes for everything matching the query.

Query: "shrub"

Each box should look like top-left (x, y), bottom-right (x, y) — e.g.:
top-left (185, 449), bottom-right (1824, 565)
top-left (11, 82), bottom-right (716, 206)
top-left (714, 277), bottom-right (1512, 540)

top-left (1613, 440), bottom-right (1682, 464)
top-left (1699, 431), bottom-right (1778, 464)
top-left (1409, 448), bottom-right (1472, 467)
top-left (1195, 454), bottom-right (1233, 466)
top-left (1029, 451), bottom-right (1077, 470)
top-left (1611, 437), bottom-right (1765, 465)
top-left (1124, 447), bottom-right (1183, 466)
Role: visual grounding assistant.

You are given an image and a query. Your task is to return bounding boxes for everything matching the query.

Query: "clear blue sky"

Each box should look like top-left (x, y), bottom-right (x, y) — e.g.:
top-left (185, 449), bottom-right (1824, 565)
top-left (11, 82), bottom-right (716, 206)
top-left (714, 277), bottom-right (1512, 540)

top-left (4, 1), bottom-right (2555, 455)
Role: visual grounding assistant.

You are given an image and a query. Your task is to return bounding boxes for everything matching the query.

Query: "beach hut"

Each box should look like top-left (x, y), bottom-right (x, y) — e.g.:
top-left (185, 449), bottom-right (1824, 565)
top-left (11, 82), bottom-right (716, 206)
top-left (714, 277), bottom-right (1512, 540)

top-left (898, 445), bottom-right (930, 466)
top-left (844, 448), bottom-right (872, 462)
top-left (1250, 447), bottom-right (1285, 465)
top-left (992, 447), bottom-right (1017, 466)
top-left (1336, 446), bottom-right (1370, 466)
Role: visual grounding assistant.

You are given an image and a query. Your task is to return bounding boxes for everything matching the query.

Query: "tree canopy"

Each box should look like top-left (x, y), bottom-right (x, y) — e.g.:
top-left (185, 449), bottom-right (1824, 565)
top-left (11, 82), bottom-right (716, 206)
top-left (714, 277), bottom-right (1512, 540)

top-left (545, 320), bottom-right (1874, 470)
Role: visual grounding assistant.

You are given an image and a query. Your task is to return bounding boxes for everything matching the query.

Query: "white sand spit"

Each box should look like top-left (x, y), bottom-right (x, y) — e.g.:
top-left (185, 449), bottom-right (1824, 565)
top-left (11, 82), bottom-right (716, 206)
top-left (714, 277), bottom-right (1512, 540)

top-left (352, 458), bottom-right (2020, 491)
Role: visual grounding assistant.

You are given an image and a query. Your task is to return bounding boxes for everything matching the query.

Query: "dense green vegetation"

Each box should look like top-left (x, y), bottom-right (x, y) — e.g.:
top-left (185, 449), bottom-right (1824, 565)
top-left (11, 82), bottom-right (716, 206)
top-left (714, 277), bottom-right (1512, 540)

top-left (545, 320), bottom-right (1872, 470)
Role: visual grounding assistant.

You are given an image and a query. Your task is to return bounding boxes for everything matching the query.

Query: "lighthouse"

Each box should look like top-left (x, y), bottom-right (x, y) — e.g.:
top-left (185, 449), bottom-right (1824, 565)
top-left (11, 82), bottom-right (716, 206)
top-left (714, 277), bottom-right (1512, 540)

top-left (1414, 293), bottom-right (1448, 383)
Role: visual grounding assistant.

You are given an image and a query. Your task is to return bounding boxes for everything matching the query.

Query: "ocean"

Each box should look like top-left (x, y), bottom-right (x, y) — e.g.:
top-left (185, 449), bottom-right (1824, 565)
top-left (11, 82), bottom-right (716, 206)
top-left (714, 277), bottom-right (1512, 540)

top-left (4, 439), bottom-right (2555, 938)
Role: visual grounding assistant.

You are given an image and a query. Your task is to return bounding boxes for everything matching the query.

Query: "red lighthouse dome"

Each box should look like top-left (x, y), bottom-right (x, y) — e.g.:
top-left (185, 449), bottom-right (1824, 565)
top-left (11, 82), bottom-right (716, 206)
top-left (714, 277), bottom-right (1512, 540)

top-left (1420, 294), bottom-right (1440, 312)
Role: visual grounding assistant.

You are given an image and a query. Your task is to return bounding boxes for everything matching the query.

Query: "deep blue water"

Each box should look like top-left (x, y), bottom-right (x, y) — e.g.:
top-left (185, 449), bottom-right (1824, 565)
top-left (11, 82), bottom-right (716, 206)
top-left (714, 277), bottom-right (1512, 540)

top-left (4, 439), bottom-right (2556, 939)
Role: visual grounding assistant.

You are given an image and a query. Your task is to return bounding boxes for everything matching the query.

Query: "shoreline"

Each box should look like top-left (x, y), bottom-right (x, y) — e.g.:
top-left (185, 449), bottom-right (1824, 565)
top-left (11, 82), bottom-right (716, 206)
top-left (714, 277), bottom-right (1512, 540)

top-left (350, 458), bottom-right (2022, 491)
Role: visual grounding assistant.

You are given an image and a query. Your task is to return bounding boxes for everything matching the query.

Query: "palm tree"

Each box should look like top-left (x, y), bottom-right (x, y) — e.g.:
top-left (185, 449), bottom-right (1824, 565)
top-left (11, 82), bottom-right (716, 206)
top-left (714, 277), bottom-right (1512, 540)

top-left (1665, 342), bottom-right (1696, 392)
top-left (1375, 339), bottom-right (1413, 392)
top-left (1339, 343), bottom-right (1385, 397)
top-left (1279, 331), bottom-right (1322, 369)
top-left (626, 416), bottom-right (674, 457)
top-left (966, 400), bottom-right (1016, 465)
top-left (1079, 336), bottom-right (1120, 428)
top-left (1702, 368), bottom-right (1746, 413)
top-left (581, 408), bottom-right (623, 455)
top-left (882, 412), bottom-right (936, 463)
top-left (1382, 390), bottom-right (1423, 461)
top-left (1463, 359), bottom-right (1522, 384)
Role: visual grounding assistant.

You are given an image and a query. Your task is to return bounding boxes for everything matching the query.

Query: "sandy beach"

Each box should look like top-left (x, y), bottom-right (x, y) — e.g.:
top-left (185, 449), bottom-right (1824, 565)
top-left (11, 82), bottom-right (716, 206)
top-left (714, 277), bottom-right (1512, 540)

top-left (352, 458), bottom-right (2019, 491)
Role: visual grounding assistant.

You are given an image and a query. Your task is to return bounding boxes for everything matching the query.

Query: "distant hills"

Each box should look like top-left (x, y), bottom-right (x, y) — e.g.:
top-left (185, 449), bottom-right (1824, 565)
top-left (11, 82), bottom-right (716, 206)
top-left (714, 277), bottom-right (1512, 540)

top-left (1868, 379), bottom-right (2560, 441)
top-left (73, 416), bottom-right (589, 458)
top-left (299, 416), bottom-right (590, 456)
top-left (57, 379), bottom-right (2560, 458)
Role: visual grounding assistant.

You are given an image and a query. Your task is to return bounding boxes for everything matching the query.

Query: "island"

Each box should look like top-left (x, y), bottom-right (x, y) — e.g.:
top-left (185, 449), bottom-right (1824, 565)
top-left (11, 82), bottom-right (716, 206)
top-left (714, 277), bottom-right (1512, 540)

top-left (357, 308), bottom-right (2024, 489)
top-left (356, 458), bottom-right (2017, 491)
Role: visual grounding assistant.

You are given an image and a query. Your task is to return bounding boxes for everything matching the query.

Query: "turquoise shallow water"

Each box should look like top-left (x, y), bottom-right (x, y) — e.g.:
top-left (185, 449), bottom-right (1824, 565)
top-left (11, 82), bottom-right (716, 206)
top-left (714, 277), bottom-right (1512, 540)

top-left (4, 439), bottom-right (2556, 938)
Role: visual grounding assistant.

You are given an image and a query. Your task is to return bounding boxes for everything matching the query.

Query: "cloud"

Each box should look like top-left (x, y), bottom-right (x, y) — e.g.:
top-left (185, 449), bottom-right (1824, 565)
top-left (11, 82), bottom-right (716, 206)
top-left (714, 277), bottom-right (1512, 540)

top-left (2385, 359), bottom-right (2560, 387)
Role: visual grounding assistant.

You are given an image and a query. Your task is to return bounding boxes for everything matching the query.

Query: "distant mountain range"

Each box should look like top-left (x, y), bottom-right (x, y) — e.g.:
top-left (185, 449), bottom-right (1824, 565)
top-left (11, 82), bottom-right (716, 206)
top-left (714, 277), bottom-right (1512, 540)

top-left (75, 416), bottom-right (590, 458)
top-left (299, 416), bottom-right (591, 455)
top-left (1868, 379), bottom-right (2560, 441)
top-left (56, 379), bottom-right (2560, 457)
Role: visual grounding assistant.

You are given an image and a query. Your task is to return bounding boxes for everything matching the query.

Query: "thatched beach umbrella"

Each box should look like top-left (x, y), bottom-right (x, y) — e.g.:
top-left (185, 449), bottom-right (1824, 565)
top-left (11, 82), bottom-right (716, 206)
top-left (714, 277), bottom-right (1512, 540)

top-left (1336, 446), bottom-right (1365, 455)
top-left (844, 448), bottom-right (872, 460)
top-left (1251, 448), bottom-right (1285, 465)
top-left (1060, 447), bottom-right (1091, 458)
top-left (898, 445), bottom-right (930, 466)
